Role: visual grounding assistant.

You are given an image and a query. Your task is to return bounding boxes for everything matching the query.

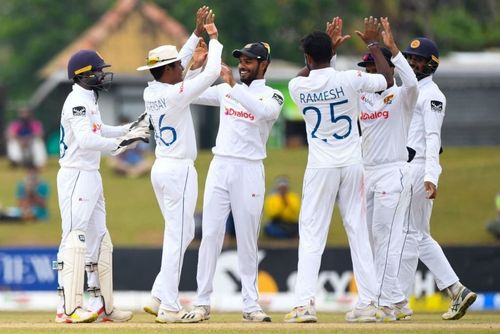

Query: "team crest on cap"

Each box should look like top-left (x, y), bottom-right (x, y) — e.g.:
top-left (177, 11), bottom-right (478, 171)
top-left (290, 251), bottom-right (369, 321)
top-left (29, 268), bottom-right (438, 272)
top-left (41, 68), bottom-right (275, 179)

top-left (410, 39), bottom-right (420, 48)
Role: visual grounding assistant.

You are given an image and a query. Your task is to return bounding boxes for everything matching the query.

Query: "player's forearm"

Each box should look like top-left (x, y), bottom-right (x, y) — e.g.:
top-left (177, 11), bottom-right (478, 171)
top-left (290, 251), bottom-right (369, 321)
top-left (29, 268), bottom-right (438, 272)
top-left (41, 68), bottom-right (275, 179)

top-left (74, 130), bottom-right (117, 152)
top-left (101, 124), bottom-right (128, 138)
top-left (174, 39), bottom-right (222, 106)
top-left (229, 86), bottom-right (282, 121)
top-left (424, 133), bottom-right (442, 186)
top-left (178, 33), bottom-right (201, 68)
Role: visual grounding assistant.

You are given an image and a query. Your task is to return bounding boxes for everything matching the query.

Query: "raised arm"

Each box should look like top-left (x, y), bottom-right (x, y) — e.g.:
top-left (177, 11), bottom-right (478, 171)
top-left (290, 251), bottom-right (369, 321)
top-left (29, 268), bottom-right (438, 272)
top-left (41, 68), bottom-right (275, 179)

top-left (179, 6), bottom-right (210, 70)
top-left (327, 16), bottom-right (351, 57)
top-left (356, 16), bottom-right (394, 88)
top-left (171, 10), bottom-right (222, 106)
top-left (381, 17), bottom-right (418, 110)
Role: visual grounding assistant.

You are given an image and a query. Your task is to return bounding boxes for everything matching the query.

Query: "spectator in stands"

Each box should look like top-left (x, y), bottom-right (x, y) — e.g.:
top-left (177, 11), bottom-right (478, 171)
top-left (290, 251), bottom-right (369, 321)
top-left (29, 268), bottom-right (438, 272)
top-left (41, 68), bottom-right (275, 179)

top-left (108, 116), bottom-right (152, 178)
top-left (263, 176), bottom-right (300, 239)
top-left (486, 193), bottom-right (500, 239)
top-left (9, 164), bottom-right (50, 221)
top-left (6, 107), bottom-right (47, 168)
top-left (17, 164), bottom-right (50, 221)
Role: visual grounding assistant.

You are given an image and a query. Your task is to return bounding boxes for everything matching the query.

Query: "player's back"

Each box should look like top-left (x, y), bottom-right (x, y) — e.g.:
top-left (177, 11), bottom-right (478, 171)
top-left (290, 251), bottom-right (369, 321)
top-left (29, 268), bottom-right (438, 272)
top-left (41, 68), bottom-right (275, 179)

top-left (289, 67), bottom-right (386, 168)
top-left (144, 81), bottom-right (197, 161)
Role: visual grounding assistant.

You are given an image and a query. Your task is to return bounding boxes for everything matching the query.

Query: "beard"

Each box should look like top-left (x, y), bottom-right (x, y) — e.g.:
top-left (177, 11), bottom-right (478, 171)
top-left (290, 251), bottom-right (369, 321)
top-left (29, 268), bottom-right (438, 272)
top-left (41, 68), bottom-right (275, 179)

top-left (239, 68), bottom-right (258, 86)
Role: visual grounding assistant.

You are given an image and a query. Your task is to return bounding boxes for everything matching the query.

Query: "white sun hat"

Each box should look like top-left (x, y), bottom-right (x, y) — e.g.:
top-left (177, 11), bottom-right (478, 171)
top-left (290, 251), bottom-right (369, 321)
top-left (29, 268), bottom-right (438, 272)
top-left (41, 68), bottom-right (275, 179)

top-left (137, 45), bottom-right (180, 71)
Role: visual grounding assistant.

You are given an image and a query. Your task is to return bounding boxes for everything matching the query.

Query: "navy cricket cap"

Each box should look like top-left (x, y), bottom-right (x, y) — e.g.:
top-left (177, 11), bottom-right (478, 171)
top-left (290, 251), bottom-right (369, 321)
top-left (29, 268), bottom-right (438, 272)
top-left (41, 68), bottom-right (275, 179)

top-left (403, 37), bottom-right (439, 62)
top-left (232, 42), bottom-right (271, 61)
top-left (67, 50), bottom-right (111, 79)
top-left (358, 47), bottom-right (394, 68)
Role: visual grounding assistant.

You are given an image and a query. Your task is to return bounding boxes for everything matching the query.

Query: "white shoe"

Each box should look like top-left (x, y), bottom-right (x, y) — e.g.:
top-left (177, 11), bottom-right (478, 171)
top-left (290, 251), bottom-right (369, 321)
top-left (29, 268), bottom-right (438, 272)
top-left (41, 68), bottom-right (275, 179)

top-left (442, 286), bottom-right (477, 320)
top-left (393, 302), bottom-right (413, 320)
top-left (284, 300), bottom-right (317, 323)
top-left (377, 306), bottom-right (396, 322)
top-left (185, 305), bottom-right (211, 322)
top-left (55, 307), bottom-right (98, 323)
top-left (156, 307), bottom-right (200, 323)
top-left (95, 307), bottom-right (133, 322)
top-left (144, 296), bottom-right (161, 316)
top-left (242, 310), bottom-right (272, 322)
top-left (345, 304), bottom-right (380, 323)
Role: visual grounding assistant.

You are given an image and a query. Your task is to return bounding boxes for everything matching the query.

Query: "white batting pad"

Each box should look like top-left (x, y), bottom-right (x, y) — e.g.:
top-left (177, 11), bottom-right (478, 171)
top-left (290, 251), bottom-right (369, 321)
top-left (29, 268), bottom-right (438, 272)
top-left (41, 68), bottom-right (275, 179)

top-left (98, 231), bottom-right (114, 314)
top-left (59, 230), bottom-right (86, 315)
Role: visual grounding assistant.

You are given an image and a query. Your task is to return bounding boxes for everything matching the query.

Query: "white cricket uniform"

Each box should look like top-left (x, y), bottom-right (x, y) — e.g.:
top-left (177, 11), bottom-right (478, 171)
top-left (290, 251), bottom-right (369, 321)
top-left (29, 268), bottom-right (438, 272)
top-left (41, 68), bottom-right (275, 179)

top-left (289, 67), bottom-right (387, 308)
top-left (146, 35), bottom-right (223, 312)
top-left (359, 52), bottom-right (418, 306)
top-left (399, 75), bottom-right (459, 296)
top-left (192, 79), bottom-right (283, 312)
top-left (57, 84), bottom-right (128, 297)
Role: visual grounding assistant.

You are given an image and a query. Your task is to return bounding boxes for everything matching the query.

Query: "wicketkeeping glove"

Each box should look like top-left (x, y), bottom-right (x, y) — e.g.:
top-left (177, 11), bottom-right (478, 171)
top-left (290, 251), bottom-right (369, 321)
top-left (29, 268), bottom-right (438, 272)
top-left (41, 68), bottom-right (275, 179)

top-left (112, 126), bottom-right (150, 156)
top-left (128, 111), bottom-right (153, 131)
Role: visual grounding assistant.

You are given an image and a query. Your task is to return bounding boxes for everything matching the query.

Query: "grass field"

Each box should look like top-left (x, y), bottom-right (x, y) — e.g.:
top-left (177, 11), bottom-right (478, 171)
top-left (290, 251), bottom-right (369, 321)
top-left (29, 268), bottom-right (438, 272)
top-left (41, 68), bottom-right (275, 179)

top-left (0, 146), bottom-right (499, 247)
top-left (0, 312), bottom-right (499, 334)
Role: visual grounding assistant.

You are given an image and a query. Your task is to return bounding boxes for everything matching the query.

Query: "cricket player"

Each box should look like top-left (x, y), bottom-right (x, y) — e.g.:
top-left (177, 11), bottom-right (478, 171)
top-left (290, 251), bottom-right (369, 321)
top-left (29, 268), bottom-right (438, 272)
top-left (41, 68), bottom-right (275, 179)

top-left (398, 37), bottom-right (477, 320)
top-left (137, 7), bottom-right (223, 324)
top-left (185, 41), bottom-right (283, 322)
top-left (284, 17), bottom-right (394, 323)
top-left (357, 18), bottom-right (418, 321)
top-left (55, 50), bottom-right (149, 323)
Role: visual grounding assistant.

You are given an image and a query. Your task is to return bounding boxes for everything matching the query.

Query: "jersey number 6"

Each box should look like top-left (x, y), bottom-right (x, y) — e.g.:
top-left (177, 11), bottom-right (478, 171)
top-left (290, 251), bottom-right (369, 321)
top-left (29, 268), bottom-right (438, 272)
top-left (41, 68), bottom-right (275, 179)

top-left (158, 114), bottom-right (177, 146)
top-left (303, 99), bottom-right (351, 141)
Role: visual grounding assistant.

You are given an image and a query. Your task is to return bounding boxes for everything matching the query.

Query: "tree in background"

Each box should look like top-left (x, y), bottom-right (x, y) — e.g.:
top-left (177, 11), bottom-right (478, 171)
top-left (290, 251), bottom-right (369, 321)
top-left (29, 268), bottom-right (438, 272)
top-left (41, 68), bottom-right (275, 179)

top-left (0, 0), bottom-right (114, 104)
top-left (0, 0), bottom-right (499, 107)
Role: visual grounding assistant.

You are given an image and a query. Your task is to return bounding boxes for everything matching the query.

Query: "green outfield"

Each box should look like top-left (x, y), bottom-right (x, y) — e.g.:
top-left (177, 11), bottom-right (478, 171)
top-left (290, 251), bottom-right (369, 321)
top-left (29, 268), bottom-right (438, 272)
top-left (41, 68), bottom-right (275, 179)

top-left (1, 146), bottom-right (499, 247)
top-left (0, 312), bottom-right (499, 334)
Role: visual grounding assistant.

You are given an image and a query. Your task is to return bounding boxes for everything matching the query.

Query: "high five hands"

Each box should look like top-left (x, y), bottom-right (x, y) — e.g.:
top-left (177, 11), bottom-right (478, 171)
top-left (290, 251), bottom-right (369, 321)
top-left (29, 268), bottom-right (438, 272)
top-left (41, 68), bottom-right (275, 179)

top-left (355, 16), bottom-right (381, 46)
top-left (326, 16), bottom-right (351, 54)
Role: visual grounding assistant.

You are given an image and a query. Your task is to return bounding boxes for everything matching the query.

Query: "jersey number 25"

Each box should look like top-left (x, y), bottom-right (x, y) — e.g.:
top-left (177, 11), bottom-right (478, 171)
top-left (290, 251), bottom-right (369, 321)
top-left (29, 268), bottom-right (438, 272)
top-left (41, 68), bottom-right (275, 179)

top-left (303, 99), bottom-right (351, 141)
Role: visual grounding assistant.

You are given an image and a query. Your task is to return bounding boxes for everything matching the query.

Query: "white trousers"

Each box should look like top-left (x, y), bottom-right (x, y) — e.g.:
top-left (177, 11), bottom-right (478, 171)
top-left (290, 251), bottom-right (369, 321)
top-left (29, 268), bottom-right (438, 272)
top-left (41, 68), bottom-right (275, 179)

top-left (56, 168), bottom-right (108, 295)
top-left (150, 158), bottom-right (197, 311)
top-left (195, 156), bottom-right (265, 313)
top-left (365, 162), bottom-right (410, 306)
top-left (399, 160), bottom-right (459, 296)
top-left (294, 164), bottom-right (378, 308)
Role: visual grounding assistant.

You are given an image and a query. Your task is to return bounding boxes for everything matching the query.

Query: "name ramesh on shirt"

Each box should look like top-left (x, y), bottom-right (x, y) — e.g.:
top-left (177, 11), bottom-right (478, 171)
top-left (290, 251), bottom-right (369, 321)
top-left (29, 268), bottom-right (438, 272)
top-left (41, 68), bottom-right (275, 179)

top-left (299, 86), bottom-right (345, 104)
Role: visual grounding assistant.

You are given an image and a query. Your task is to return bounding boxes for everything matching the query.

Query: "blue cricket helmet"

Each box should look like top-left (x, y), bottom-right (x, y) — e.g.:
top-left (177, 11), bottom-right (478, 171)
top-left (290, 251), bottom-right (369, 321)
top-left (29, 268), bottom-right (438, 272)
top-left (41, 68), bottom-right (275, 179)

top-left (67, 50), bottom-right (110, 80)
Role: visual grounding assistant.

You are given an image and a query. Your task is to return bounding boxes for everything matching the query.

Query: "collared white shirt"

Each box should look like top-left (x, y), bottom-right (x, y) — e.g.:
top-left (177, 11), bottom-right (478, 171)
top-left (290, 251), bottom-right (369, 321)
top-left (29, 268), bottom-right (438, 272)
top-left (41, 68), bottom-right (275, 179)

top-left (59, 84), bottom-right (128, 171)
top-left (289, 67), bottom-right (387, 168)
top-left (145, 38), bottom-right (223, 161)
top-left (193, 79), bottom-right (284, 161)
top-left (407, 75), bottom-right (446, 185)
top-left (359, 52), bottom-right (419, 166)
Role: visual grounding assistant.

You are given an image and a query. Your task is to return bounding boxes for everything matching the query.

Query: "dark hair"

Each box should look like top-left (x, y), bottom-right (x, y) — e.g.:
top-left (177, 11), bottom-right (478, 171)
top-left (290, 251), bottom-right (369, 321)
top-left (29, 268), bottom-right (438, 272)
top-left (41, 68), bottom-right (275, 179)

top-left (150, 65), bottom-right (166, 81)
top-left (149, 63), bottom-right (178, 81)
top-left (301, 31), bottom-right (333, 64)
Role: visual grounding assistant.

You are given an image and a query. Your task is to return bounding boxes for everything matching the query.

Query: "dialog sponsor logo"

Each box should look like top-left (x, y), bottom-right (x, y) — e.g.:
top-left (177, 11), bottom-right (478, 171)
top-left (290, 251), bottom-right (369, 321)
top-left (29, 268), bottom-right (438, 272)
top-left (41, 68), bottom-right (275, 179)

top-left (224, 107), bottom-right (255, 121)
top-left (360, 110), bottom-right (389, 121)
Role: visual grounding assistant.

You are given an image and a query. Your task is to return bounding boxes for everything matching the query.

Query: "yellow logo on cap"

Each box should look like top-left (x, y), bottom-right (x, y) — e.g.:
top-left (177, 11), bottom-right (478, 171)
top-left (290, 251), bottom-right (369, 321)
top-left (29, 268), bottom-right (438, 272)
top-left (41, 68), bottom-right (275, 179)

top-left (74, 65), bottom-right (92, 75)
top-left (431, 54), bottom-right (440, 63)
top-left (410, 40), bottom-right (420, 48)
